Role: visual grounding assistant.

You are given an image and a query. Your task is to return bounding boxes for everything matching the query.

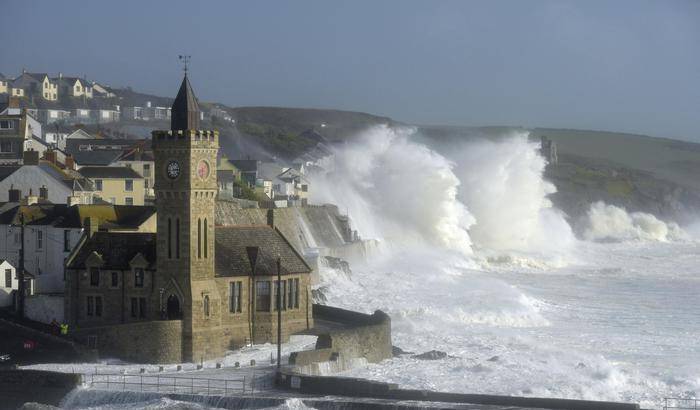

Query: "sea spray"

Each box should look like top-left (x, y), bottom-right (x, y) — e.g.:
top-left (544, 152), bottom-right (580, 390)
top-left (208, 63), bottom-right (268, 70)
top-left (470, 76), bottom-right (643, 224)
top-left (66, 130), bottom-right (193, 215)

top-left (309, 125), bottom-right (475, 255)
top-left (451, 134), bottom-right (575, 259)
top-left (583, 201), bottom-right (687, 242)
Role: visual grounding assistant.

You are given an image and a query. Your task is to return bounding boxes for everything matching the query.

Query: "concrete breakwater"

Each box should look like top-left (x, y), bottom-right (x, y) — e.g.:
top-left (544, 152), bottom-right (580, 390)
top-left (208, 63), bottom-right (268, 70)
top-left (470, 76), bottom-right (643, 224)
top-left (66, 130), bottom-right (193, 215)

top-left (289, 304), bottom-right (393, 375)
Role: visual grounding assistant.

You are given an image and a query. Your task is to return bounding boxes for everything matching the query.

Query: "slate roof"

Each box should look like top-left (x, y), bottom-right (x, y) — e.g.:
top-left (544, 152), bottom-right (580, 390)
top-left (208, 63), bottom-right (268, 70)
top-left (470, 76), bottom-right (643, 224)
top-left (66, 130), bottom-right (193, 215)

top-left (78, 166), bottom-right (143, 179)
top-left (229, 159), bottom-right (259, 173)
top-left (0, 203), bottom-right (155, 228)
top-left (0, 165), bottom-right (21, 182)
top-left (67, 232), bottom-right (157, 270)
top-left (65, 138), bottom-right (143, 166)
top-left (215, 226), bottom-right (311, 277)
top-left (171, 75), bottom-right (200, 131)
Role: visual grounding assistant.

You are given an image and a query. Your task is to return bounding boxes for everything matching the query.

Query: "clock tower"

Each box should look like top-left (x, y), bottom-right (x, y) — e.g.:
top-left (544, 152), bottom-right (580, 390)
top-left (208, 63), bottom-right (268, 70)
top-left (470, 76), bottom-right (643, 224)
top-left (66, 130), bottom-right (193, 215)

top-left (152, 73), bottom-right (220, 361)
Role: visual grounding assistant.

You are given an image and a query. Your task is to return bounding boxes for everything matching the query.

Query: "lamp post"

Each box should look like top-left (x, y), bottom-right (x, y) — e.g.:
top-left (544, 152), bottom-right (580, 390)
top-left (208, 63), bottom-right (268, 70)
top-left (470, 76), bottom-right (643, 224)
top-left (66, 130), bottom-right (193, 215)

top-left (276, 257), bottom-right (282, 372)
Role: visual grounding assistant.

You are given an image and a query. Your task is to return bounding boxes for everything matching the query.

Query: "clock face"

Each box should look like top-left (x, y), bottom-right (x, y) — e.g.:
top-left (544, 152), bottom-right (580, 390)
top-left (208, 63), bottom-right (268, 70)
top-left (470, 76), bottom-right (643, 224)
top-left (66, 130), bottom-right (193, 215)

top-left (166, 161), bottom-right (180, 179)
top-left (197, 160), bottom-right (210, 179)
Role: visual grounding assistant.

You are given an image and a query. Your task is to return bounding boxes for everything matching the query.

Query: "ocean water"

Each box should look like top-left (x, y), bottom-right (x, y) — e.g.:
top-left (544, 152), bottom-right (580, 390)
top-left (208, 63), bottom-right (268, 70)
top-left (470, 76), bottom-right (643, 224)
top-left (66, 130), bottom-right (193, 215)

top-left (309, 126), bottom-right (700, 409)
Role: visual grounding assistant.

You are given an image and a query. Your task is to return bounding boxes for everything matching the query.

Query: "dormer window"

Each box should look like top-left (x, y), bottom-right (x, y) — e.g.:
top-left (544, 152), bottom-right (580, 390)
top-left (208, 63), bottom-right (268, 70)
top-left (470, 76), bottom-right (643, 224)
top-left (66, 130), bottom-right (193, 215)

top-left (134, 268), bottom-right (144, 288)
top-left (89, 267), bottom-right (99, 287)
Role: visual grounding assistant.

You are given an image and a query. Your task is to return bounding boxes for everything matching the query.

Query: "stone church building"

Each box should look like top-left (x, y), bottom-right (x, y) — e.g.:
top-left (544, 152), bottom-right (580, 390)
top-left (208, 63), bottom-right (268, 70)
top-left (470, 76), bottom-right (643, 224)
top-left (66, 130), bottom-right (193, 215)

top-left (65, 75), bottom-right (313, 363)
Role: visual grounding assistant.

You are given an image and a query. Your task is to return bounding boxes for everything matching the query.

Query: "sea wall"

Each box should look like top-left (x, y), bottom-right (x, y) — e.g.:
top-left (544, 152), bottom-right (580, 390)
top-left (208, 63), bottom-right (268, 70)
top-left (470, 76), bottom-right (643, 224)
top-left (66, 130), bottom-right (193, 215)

top-left (278, 372), bottom-right (641, 410)
top-left (72, 320), bottom-right (183, 363)
top-left (290, 304), bottom-right (392, 373)
top-left (0, 370), bottom-right (81, 409)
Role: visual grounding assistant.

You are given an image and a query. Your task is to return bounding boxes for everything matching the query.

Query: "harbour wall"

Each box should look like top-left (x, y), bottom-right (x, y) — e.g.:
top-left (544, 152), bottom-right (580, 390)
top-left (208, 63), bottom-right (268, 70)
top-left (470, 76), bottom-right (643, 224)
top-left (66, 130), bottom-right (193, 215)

top-left (289, 304), bottom-right (392, 374)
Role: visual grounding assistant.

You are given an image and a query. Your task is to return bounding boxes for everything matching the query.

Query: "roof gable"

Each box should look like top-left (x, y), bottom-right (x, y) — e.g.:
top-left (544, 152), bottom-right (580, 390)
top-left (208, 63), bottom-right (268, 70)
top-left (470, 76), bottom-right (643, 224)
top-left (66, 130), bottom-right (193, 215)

top-left (215, 225), bottom-right (311, 277)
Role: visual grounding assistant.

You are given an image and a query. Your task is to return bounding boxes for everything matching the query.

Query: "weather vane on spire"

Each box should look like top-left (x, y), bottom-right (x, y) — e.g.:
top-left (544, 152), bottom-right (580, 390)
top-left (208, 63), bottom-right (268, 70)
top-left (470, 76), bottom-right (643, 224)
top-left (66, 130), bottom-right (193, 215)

top-left (178, 55), bottom-right (191, 75)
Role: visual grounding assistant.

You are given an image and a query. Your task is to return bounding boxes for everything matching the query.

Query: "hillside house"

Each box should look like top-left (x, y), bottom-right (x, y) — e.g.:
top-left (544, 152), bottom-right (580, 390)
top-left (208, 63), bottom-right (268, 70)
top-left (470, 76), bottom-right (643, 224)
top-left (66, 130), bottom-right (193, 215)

top-left (78, 166), bottom-right (145, 205)
top-left (0, 161), bottom-right (96, 204)
top-left (55, 75), bottom-right (93, 99)
top-left (12, 72), bottom-right (58, 101)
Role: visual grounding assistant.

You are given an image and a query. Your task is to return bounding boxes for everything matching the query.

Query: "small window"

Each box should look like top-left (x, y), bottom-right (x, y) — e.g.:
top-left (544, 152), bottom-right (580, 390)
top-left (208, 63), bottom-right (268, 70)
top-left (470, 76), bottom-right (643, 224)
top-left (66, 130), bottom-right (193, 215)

top-left (131, 297), bottom-right (138, 318)
top-left (94, 179), bottom-right (103, 191)
top-left (111, 272), bottom-right (119, 287)
top-left (95, 296), bottom-right (103, 317)
top-left (87, 296), bottom-right (94, 316)
top-left (288, 279), bottom-right (294, 309)
top-left (256, 281), bottom-right (271, 312)
top-left (302, 185), bottom-right (308, 192)
top-left (89, 267), bottom-right (99, 287)
top-left (36, 230), bottom-right (43, 249)
top-left (125, 180), bottom-right (133, 192)
top-left (0, 141), bottom-right (12, 153)
top-left (143, 164), bottom-right (151, 177)
top-left (294, 278), bottom-right (299, 308)
top-left (230, 281), bottom-right (242, 313)
top-left (134, 268), bottom-right (144, 288)
top-left (125, 197), bottom-right (133, 206)
top-left (63, 230), bottom-right (71, 252)
top-left (4, 269), bottom-right (12, 288)
top-left (275, 280), bottom-right (287, 311)
top-left (139, 297), bottom-right (147, 318)
top-left (0, 120), bottom-right (14, 129)
top-left (203, 295), bottom-right (210, 317)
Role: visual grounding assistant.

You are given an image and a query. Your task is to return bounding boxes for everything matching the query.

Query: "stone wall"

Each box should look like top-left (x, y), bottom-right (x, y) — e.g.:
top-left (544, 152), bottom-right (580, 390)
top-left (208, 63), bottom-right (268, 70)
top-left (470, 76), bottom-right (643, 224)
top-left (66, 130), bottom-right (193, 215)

top-left (25, 294), bottom-right (64, 324)
top-left (72, 320), bottom-right (183, 363)
top-left (290, 304), bottom-right (392, 372)
top-left (215, 203), bottom-right (351, 253)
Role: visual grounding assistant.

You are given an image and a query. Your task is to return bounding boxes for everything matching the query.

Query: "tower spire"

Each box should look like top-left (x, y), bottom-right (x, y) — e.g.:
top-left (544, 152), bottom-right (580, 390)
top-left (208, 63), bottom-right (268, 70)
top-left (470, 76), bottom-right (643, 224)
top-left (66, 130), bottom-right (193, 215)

top-left (171, 63), bottom-right (200, 131)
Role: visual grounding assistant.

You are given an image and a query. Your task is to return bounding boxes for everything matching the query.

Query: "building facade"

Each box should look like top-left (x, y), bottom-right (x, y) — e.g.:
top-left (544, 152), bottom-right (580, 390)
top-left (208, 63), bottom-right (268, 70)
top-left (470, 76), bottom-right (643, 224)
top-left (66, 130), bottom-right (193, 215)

top-left (65, 75), bottom-right (313, 362)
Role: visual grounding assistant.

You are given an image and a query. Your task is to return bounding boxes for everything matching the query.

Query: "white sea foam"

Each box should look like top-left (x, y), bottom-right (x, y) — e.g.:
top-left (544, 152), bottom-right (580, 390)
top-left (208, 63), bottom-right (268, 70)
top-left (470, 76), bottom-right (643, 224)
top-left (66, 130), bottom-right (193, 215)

top-left (583, 201), bottom-right (687, 242)
top-left (308, 126), bottom-right (699, 409)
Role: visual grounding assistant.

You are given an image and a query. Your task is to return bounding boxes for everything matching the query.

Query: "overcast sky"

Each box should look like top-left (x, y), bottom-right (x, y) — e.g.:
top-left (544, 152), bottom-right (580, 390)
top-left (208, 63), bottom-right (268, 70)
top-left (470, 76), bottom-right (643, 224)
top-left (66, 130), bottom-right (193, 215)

top-left (1, 1), bottom-right (698, 140)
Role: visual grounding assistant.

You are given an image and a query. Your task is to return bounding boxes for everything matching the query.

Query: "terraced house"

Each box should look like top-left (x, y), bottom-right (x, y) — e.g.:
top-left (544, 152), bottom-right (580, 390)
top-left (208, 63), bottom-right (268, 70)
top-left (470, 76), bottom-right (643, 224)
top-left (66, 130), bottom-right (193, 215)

top-left (65, 75), bottom-right (313, 363)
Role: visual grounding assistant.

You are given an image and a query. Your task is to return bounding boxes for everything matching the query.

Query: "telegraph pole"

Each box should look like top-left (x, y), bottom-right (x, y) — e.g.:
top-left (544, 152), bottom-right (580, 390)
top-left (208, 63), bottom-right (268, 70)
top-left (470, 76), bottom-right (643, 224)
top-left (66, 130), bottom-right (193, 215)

top-left (16, 212), bottom-right (25, 319)
top-left (276, 257), bottom-right (282, 372)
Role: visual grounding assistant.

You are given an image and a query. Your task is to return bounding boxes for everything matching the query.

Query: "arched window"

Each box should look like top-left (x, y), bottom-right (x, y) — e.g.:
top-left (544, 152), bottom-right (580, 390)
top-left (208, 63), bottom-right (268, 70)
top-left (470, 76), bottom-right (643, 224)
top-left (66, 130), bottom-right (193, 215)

top-left (167, 218), bottom-right (172, 259)
top-left (175, 218), bottom-right (180, 259)
top-left (197, 218), bottom-right (202, 259)
top-left (203, 295), bottom-right (210, 317)
top-left (203, 218), bottom-right (208, 258)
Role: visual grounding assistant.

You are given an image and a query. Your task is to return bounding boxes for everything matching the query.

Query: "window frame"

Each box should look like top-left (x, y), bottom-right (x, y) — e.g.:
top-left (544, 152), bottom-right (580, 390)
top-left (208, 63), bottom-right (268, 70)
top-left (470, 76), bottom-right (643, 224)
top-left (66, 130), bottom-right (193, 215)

top-left (255, 281), bottom-right (271, 312)
top-left (133, 268), bottom-right (144, 288)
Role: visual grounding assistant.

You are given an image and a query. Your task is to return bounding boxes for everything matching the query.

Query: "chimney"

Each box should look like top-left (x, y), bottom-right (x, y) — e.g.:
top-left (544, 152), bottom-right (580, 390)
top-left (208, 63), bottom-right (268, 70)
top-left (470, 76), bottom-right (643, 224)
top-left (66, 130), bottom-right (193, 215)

top-left (25, 189), bottom-right (38, 206)
top-left (58, 72), bottom-right (63, 79)
top-left (23, 150), bottom-right (39, 166)
top-left (267, 209), bottom-right (274, 228)
top-left (43, 149), bottom-right (57, 165)
top-left (39, 185), bottom-right (48, 201)
top-left (8, 97), bottom-right (19, 108)
top-left (8, 185), bottom-right (21, 202)
top-left (64, 155), bottom-right (75, 170)
top-left (84, 216), bottom-right (99, 238)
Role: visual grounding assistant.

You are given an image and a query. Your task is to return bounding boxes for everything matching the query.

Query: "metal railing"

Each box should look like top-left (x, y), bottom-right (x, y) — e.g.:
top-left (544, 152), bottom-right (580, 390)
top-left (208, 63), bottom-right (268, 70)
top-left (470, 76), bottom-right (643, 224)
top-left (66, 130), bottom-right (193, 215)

top-left (85, 373), bottom-right (273, 396)
top-left (664, 398), bottom-right (699, 410)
